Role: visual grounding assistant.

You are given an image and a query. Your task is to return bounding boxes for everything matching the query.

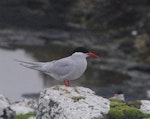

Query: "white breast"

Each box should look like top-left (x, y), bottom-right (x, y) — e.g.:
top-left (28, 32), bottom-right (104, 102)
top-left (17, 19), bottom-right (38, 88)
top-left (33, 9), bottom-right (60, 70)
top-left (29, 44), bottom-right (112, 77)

top-left (63, 57), bottom-right (87, 80)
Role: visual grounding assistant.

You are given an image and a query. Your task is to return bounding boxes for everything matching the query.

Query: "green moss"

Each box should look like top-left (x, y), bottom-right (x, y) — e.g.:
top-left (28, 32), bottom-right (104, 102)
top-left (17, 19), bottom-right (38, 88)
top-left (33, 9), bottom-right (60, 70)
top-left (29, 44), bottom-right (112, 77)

top-left (53, 85), bottom-right (60, 90)
top-left (74, 88), bottom-right (80, 94)
top-left (108, 99), bottom-right (144, 119)
top-left (71, 96), bottom-right (86, 102)
top-left (61, 89), bottom-right (70, 94)
top-left (15, 112), bottom-right (36, 119)
top-left (109, 98), bottom-right (126, 108)
top-left (109, 105), bottom-right (143, 119)
top-left (143, 113), bottom-right (150, 118)
top-left (53, 85), bottom-right (71, 94)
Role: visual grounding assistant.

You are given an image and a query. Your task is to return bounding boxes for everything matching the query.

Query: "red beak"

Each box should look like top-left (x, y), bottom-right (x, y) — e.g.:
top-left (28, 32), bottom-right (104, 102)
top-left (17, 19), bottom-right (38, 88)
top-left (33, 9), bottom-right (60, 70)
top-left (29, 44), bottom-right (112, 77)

top-left (87, 52), bottom-right (99, 58)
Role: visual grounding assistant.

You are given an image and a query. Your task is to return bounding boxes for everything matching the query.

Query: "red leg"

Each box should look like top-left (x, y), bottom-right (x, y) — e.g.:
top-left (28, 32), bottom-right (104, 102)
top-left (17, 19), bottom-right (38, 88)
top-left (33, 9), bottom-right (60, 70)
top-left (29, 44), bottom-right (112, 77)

top-left (64, 80), bottom-right (67, 86)
top-left (67, 80), bottom-right (71, 87)
top-left (64, 80), bottom-right (71, 87)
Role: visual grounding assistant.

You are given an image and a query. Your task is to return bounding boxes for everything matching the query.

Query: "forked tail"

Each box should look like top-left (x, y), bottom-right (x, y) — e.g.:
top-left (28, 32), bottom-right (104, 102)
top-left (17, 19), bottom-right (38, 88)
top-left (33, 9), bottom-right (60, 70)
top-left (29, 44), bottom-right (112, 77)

top-left (14, 59), bottom-right (44, 71)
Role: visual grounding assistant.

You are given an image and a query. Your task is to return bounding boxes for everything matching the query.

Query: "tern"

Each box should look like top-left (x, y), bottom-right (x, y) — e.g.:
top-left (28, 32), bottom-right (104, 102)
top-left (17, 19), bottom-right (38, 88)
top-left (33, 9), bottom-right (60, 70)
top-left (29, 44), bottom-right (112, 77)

top-left (16, 47), bottom-right (99, 86)
top-left (110, 91), bottom-right (125, 101)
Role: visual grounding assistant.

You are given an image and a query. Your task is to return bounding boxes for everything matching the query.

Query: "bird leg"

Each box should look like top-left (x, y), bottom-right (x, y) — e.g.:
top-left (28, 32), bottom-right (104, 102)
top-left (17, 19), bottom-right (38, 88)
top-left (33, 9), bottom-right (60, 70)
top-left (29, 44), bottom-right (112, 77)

top-left (64, 80), bottom-right (71, 87)
top-left (64, 80), bottom-right (67, 86)
top-left (67, 80), bottom-right (71, 87)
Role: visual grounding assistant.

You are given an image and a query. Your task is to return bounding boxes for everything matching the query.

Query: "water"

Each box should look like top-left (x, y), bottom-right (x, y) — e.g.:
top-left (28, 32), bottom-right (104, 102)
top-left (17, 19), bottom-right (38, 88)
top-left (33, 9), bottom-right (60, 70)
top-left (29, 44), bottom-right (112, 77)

top-left (0, 48), bottom-right (43, 102)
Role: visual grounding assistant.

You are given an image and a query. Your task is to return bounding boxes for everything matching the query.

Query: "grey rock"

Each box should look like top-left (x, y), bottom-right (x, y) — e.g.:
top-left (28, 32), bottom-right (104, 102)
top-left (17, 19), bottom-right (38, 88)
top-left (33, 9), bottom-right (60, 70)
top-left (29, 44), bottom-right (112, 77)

top-left (36, 85), bottom-right (110, 119)
top-left (0, 95), bottom-right (15, 119)
top-left (11, 99), bottom-right (37, 115)
top-left (0, 94), bottom-right (10, 116)
top-left (140, 100), bottom-right (150, 114)
top-left (0, 107), bottom-right (15, 119)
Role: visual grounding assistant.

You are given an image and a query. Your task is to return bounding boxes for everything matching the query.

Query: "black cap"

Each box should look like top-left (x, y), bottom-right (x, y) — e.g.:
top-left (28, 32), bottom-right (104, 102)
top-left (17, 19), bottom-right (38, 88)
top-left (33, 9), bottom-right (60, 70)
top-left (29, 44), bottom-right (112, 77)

top-left (116, 90), bottom-right (123, 94)
top-left (72, 47), bottom-right (89, 54)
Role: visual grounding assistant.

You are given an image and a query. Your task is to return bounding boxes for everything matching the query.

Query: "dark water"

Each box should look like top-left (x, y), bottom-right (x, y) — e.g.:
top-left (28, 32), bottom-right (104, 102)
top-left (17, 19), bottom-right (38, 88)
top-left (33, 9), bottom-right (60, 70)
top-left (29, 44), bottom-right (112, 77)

top-left (0, 44), bottom-right (149, 102)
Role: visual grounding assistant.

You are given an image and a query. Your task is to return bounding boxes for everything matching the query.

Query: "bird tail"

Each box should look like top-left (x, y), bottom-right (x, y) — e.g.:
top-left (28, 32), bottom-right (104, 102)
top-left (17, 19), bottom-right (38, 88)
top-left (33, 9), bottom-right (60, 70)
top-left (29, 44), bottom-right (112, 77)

top-left (14, 59), bottom-right (44, 71)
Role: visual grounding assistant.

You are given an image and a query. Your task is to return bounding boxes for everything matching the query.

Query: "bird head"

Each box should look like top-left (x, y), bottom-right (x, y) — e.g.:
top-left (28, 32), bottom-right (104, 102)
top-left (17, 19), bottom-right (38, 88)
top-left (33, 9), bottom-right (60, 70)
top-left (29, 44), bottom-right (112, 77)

top-left (72, 47), bottom-right (99, 58)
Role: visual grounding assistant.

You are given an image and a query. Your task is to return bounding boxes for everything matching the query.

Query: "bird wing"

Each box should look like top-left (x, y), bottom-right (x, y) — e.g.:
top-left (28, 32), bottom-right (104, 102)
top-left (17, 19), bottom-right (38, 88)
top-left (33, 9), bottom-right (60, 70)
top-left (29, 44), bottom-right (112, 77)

top-left (15, 57), bottom-right (74, 80)
top-left (42, 57), bottom-right (73, 78)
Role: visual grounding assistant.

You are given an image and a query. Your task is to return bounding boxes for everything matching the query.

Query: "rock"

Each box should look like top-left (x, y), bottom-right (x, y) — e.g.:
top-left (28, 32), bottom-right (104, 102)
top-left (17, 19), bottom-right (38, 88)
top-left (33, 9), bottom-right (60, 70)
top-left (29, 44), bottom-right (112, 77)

top-left (11, 99), bottom-right (37, 115)
top-left (0, 95), bottom-right (15, 119)
top-left (140, 100), bottom-right (150, 114)
top-left (0, 94), bottom-right (10, 115)
top-left (0, 94), bottom-right (37, 118)
top-left (0, 107), bottom-right (16, 119)
top-left (28, 117), bottom-right (36, 119)
top-left (36, 85), bottom-right (110, 119)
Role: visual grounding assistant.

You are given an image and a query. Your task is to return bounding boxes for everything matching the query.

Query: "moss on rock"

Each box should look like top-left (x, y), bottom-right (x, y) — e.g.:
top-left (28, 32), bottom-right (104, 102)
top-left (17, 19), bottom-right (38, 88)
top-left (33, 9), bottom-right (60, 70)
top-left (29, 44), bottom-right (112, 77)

top-left (15, 112), bottom-right (36, 119)
top-left (109, 98), bottom-right (126, 108)
top-left (61, 88), bottom-right (71, 94)
top-left (108, 99), bottom-right (144, 119)
top-left (143, 113), bottom-right (150, 118)
top-left (53, 85), bottom-right (60, 90)
top-left (109, 105), bottom-right (143, 119)
top-left (71, 96), bottom-right (86, 102)
top-left (74, 88), bottom-right (80, 94)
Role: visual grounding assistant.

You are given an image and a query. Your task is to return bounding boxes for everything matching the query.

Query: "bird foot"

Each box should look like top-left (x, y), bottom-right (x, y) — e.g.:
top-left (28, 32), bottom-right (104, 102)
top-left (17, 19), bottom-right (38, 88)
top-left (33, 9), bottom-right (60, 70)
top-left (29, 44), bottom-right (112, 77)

top-left (64, 80), bottom-right (72, 87)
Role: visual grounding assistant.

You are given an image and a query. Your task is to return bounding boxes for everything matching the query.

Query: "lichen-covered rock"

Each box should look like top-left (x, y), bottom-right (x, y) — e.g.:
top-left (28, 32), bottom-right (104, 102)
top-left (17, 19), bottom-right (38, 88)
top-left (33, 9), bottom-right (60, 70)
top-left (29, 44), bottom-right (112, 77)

top-left (0, 95), bottom-right (15, 119)
top-left (36, 85), bottom-right (110, 119)
top-left (11, 99), bottom-right (37, 115)
top-left (140, 100), bottom-right (150, 114)
top-left (0, 94), bottom-right (10, 115)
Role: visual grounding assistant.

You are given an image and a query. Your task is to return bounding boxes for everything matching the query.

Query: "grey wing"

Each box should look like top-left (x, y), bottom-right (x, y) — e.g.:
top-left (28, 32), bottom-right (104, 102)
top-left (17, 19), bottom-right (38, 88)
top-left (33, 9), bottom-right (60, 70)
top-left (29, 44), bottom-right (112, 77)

top-left (15, 59), bottom-right (45, 71)
top-left (42, 58), bottom-right (73, 79)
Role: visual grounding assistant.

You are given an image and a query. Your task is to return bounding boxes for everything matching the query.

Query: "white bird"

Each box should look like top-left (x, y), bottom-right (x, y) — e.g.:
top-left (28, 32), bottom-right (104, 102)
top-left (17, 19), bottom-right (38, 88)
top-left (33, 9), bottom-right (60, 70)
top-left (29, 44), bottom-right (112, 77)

top-left (16, 47), bottom-right (99, 86)
top-left (110, 91), bottom-right (125, 101)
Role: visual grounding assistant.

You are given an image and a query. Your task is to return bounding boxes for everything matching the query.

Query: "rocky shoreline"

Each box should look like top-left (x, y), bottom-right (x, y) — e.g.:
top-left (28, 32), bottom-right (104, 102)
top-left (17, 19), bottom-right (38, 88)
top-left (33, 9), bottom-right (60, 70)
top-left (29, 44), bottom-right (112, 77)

top-left (0, 86), bottom-right (150, 119)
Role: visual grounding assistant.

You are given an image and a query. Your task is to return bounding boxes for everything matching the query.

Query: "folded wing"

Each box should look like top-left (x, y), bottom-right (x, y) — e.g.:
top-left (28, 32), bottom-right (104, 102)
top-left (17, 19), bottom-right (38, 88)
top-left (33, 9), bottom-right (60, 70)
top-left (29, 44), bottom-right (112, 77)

top-left (42, 58), bottom-right (73, 80)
